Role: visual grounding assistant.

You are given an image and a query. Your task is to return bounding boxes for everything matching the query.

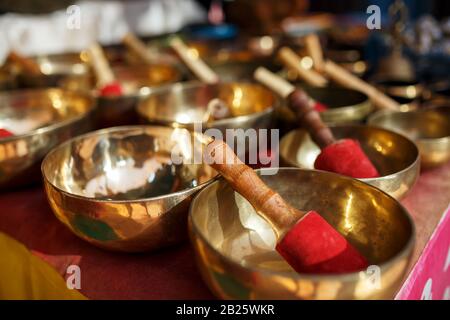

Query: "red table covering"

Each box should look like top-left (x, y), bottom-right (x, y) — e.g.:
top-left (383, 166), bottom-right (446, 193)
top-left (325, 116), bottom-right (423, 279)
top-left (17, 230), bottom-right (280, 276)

top-left (0, 161), bottom-right (449, 299)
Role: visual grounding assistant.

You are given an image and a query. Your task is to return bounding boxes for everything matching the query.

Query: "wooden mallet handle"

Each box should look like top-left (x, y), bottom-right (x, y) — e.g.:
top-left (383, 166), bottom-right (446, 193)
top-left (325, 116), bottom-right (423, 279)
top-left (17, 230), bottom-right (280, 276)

top-left (8, 51), bottom-right (41, 75)
top-left (278, 47), bottom-right (328, 87)
top-left (87, 43), bottom-right (115, 88)
top-left (122, 32), bottom-right (153, 64)
top-left (204, 138), bottom-right (302, 235)
top-left (169, 37), bottom-right (219, 84)
top-left (254, 67), bottom-right (335, 148)
top-left (304, 34), bottom-right (325, 72)
top-left (324, 60), bottom-right (400, 111)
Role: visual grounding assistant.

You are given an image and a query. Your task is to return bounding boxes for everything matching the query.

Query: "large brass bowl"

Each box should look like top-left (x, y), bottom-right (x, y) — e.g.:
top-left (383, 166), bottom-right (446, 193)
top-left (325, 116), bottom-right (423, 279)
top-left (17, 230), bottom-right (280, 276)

top-left (278, 86), bottom-right (373, 128)
top-left (368, 107), bottom-right (450, 168)
top-left (137, 81), bottom-right (277, 133)
top-left (0, 89), bottom-right (95, 189)
top-left (42, 126), bottom-right (217, 252)
top-left (279, 125), bottom-right (420, 199)
top-left (189, 168), bottom-right (415, 299)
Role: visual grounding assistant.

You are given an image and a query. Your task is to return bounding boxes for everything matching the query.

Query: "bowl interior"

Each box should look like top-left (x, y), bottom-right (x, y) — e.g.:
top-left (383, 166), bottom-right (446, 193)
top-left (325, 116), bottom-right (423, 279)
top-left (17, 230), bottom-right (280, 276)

top-left (190, 168), bottom-right (413, 273)
top-left (0, 89), bottom-right (93, 136)
top-left (369, 107), bottom-right (450, 140)
top-left (280, 126), bottom-right (418, 176)
top-left (138, 82), bottom-right (275, 124)
top-left (301, 86), bottom-right (368, 109)
top-left (42, 126), bottom-right (216, 200)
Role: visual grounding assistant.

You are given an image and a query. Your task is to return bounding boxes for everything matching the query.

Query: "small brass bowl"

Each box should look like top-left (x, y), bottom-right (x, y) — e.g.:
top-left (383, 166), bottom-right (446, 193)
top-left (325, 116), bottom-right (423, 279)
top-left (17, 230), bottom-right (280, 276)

top-left (279, 125), bottom-right (420, 199)
top-left (278, 86), bottom-right (373, 127)
top-left (42, 125), bottom-right (217, 252)
top-left (16, 52), bottom-right (91, 88)
top-left (62, 64), bottom-right (182, 128)
top-left (372, 78), bottom-right (423, 100)
top-left (137, 82), bottom-right (278, 133)
top-left (0, 88), bottom-right (95, 189)
top-left (368, 107), bottom-right (450, 168)
top-left (189, 168), bottom-right (415, 299)
top-left (209, 59), bottom-right (280, 82)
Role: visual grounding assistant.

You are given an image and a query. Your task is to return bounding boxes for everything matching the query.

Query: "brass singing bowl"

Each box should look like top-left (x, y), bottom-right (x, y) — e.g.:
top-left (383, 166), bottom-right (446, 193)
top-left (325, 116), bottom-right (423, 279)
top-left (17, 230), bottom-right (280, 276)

top-left (15, 52), bottom-right (91, 88)
top-left (189, 168), bottom-right (415, 300)
top-left (42, 125), bottom-right (217, 252)
top-left (279, 125), bottom-right (420, 199)
top-left (372, 77), bottom-right (422, 111)
top-left (368, 107), bottom-right (450, 168)
top-left (279, 86), bottom-right (373, 127)
top-left (0, 89), bottom-right (95, 189)
top-left (137, 82), bottom-right (277, 133)
top-left (61, 63), bottom-right (182, 128)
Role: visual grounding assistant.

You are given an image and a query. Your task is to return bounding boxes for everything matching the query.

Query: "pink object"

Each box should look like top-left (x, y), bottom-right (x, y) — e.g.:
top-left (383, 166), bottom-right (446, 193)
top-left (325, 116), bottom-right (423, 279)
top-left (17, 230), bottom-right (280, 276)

top-left (396, 205), bottom-right (450, 300)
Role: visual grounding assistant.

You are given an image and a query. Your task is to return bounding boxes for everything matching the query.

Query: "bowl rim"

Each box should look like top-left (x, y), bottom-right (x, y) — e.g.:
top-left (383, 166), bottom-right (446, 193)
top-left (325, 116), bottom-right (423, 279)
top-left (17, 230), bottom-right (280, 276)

top-left (0, 88), bottom-right (96, 143)
top-left (367, 107), bottom-right (450, 144)
top-left (136, 80), bottom-right (279, 127)
top-left (189, 167), bottom-right (416, 281)
top-left (279, 124), bottom-right (421, 183)
top-left (41, 124), bottom-right (219, 204)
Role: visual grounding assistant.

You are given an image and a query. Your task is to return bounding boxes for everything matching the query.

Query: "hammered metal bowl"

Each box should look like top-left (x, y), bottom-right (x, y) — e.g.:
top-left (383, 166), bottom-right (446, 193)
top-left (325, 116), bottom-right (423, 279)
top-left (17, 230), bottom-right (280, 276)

top-left (0, 88), bottom-right (95, 189)
top-left (189, 168), bottom-right (415, 300)
top-left (42, 125), bottom-right (217, 252)
top-left (368, 107), bottom-right (450, 168)
top-left (279, 125), bottom-right (420, 199)
top-left (137, 81), bottom-right (278, 133)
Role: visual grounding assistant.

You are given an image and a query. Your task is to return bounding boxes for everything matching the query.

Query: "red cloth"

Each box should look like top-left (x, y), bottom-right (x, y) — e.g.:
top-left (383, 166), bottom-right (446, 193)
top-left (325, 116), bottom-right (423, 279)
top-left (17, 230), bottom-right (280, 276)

top-left (314, 139), bottom-right (380, 178)
top-left (0, 188), bottom-right (213, 300)
top-left (0, 129), bottom-right (13, 138)
top-left (276, 211), bottom-right (368, 274)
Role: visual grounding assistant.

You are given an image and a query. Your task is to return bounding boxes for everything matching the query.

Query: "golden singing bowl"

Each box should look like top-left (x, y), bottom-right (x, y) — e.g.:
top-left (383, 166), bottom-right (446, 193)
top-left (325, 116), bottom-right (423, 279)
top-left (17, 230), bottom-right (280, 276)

top-left (372, 77), bottom-right (423, 111)
top-left (279, 86), bottom-right (373, 127)
top-left (189, 168), bottom-right (415, 299)
top-left (368, 107), bottom-right (450, 168)
top-left (16, 52), bottom-right (91, 88)
top-left (209, 59), bottom-right (280, 82)
top-left (61, 64), bottom-right (182, 128)
top-left (0, 89), bottom-right (95, 189)
top-left (42, 125), bottom-right (217, 252)
top-left (137, 81), bottom-right (278, 133)
top-left (279, 125), bottom-right (420, 199)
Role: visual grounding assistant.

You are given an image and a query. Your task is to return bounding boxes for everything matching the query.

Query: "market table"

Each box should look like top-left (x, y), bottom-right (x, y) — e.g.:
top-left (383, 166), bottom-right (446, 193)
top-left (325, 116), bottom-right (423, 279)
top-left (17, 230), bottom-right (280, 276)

top-left (0, 161), bottom-right (449, 300)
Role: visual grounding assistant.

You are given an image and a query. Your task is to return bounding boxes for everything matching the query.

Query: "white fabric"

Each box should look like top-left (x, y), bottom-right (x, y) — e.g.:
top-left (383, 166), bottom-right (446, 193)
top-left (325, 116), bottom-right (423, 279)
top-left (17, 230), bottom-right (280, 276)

top-left (0, 0), bottom-right (206, 64)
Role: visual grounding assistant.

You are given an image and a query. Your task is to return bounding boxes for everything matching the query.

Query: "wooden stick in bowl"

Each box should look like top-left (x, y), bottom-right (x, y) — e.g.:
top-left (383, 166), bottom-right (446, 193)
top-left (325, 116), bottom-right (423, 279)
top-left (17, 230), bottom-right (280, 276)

top-left (169, 37), bottom-right (219, 84)
top-left (122, 32), bottom-right (154, 64)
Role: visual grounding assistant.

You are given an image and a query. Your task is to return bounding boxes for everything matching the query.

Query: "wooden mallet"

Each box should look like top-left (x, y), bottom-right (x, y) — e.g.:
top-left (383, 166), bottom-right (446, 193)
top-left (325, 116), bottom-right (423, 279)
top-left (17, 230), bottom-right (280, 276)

top-left (201, 135), bottom-right (368, 274)
top-left (87, 43), bottom-right (123, 97)
top-left (255, 67), bottom-right (379, 179)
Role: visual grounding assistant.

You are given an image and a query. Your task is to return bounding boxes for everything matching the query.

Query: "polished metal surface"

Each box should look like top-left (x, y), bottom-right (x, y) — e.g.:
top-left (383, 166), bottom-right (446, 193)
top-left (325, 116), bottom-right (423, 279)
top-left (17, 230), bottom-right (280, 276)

top-left (42, 126), bottom-right (217, 252)
top-left (137, 81), bottom-right (277, 133)
top-left (0, 89), bottom-right (95, 189)
top-left (189, 168), bottom-right (415, 299)
top-left (368, 107), bottom-right (450, 168)
top-left (279, 86), bottom-right (373, 126)
top-left (279, 125), bottom-right (420, 199)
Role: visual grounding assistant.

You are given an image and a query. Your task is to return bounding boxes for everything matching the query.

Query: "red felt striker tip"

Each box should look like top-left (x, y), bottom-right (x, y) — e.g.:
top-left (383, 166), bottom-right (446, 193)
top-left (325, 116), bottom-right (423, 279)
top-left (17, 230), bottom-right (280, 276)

top-left (100, 82), bottom-right (123, 97)
top-left (0, 128), bottom-right (13, 138)
top-left (276, 211), bottom-right (369, 274)
top-left (314, 139), bottom-right (380, 179)
top-left (313, 101), bottom-right (328, 112)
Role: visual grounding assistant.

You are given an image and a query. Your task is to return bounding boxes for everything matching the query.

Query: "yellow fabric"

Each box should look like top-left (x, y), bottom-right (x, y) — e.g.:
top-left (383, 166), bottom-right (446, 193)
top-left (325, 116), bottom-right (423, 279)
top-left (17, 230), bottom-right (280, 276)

top-left (0, 232), bottom-right (87, 300)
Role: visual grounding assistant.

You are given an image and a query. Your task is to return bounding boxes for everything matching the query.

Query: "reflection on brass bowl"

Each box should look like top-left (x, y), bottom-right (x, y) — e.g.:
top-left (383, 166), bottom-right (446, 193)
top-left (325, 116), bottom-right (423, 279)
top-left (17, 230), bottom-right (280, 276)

top-left (0, 89), bottom-right (95, 189)
top-left (279, 125), bottom-right (420, 199)
top-left (368, 107), bottom-right (450, 168)
top-left (137, 82), bottom-right (277, 133)
top-left (189, 168), bottom-right (415, 299)
top-left (279, 86), bottom-right (373, 126)
top-left (15, 52), bottom-right (91, 88)
top-left (42, 126), bottom-right (217, 252)
top-left (372, 77), bottom-right (424, 99)
top-left (62, 64), bottom-right (182, 128)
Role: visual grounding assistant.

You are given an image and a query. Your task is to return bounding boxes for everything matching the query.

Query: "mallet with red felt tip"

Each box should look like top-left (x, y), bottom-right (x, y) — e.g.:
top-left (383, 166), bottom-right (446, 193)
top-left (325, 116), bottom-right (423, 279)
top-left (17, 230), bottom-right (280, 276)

top-left (87, 43), bottom-right (123, 97)
top-left (277, 47), bottom-right (328, 112)
top-left (255, 67), bottom-right (380, 179)
top-left (201, 136), bottom-right (369, 274)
